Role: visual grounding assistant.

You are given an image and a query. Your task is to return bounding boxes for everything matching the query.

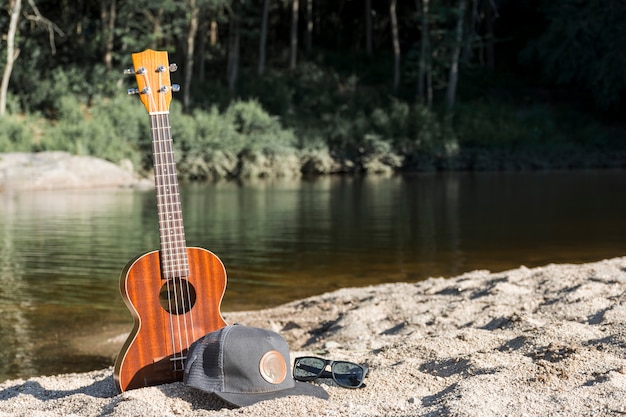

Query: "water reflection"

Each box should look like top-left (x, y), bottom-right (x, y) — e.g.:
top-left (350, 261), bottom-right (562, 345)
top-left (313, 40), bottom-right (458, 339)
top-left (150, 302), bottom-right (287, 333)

top-left (0, 194), bottom-right (34, 378)
top-left (0, 171), bottom-right (625, 381)
top-left (0, 190), bottom-right (144, 380)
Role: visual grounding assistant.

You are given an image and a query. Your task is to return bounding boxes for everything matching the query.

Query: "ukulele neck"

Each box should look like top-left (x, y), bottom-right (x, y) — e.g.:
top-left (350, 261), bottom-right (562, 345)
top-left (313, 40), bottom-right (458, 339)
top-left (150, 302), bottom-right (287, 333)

top-left (150, 112), bottom-right (189, 279)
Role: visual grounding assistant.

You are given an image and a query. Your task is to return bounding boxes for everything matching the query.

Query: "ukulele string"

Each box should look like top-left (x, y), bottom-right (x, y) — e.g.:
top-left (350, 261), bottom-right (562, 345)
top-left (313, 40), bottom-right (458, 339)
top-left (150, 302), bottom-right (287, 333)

top-left (146, 69), bottom-right (181, 363)
top-left (155, 75), bottom-right (186, 365)
top-left (160, 110), bottom-right (190, 365)
top-left (157, 113), bottom-right (182, 363)
top-left (157, 67), bottom-right (196, 367)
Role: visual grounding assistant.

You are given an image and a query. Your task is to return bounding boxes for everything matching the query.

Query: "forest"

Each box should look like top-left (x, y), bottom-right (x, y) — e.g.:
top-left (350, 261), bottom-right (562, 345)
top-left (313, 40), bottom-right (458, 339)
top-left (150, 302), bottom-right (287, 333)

top-left (1, 0), bottom-right (625, 179)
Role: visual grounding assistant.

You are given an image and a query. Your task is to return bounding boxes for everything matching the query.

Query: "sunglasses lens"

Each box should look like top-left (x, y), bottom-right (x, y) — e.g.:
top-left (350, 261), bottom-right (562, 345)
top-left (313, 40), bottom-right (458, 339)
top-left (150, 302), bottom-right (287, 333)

top-left (332, 361), bottom-right (365, 388)
top-left (294, 357), bottom-right (326, 380)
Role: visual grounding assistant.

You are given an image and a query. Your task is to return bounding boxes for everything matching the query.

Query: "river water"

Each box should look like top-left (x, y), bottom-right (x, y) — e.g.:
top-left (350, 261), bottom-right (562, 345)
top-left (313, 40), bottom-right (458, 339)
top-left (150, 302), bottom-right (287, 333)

top-left (0, 170), bottom-right (625, 381)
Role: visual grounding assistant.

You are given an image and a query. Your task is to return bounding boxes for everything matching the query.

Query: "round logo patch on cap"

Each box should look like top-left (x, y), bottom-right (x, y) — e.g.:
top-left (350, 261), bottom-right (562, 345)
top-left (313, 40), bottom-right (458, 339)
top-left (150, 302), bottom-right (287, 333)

top-left (259, 350), bottom-right (287, 384)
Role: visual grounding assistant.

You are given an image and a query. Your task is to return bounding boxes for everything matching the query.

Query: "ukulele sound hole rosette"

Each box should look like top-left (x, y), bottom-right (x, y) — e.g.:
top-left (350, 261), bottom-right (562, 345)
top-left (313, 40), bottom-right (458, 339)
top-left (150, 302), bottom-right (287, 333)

top-left (158, 278), bottom-right (197, 314)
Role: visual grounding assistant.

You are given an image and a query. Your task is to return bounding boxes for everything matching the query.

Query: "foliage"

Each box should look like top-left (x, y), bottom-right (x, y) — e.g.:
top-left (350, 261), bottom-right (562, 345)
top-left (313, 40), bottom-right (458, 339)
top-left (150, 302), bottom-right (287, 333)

top-left (171, 98), bottom-right (295, 156)
top-left (0, 115), bottom-right (39, 152)
top-left (0, 0), bottom-right (623, 177)
top-left (521, 0), bottom-right (626, 109)
top-left (37, 94), bottom-right (147, 167)
top-left (317, 98), bottom-right (457, 164)
top-left (453, 101), bottom-right (562, 148)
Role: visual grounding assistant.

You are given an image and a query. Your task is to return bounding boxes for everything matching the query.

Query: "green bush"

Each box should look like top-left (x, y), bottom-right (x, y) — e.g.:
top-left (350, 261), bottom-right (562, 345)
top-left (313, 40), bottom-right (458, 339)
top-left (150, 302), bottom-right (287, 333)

top-left (39, 96), bottom-right (92, 155)
top-left (0, 115), bottom-right (38, 152)
top-left (170, 99), bottom-right (298, 179)
top-left (225, 99), bottom-right (296, 152)
top-left (171, 99), bottom-right (296, 157)
top-left (89, 94), bottom-right (151, 166)
top-left (320, 100), bottom-right (452, 162)
top-left (453, 102), bottom-right (566, 148)
top-left (39, 94), bottom-right (147, 167)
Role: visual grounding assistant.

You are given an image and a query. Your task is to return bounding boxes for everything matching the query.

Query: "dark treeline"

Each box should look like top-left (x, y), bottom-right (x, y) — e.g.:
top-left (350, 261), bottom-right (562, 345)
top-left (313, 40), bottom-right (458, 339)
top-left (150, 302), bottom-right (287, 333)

top-left (1, 0), bottom-right (625, 178)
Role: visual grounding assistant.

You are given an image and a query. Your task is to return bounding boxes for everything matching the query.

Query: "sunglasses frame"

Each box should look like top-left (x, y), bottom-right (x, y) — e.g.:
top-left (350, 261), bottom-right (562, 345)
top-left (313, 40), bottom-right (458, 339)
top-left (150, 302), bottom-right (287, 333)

top-left (293, 356), bottom-right (368, 389)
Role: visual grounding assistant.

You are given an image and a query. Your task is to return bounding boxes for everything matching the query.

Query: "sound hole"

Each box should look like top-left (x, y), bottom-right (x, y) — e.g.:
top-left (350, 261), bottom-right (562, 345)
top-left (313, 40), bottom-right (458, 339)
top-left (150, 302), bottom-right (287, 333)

top-left (159, 278), bottom-right (196, 314)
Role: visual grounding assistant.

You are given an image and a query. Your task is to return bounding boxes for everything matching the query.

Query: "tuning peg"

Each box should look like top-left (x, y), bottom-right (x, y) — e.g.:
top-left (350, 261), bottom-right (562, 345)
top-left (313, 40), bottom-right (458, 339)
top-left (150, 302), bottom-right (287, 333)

top-left (172, 84), bottom-right (181, 92)
top-left (123, 68), bottom-right (135, 75)
top-left (128, 87), bottom-right (151, 95)
top-left (169, 63), bottom-right (178, 72)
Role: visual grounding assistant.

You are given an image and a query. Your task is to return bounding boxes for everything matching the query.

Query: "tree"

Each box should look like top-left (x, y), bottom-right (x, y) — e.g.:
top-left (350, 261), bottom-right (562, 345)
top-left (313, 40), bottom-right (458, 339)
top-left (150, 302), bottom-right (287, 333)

top-left (0, 0), bottom-right (22, 117)
top-left (305, 0), bottom-right (313, 52)
top-left (522, 0), bottom-right (626, 109)
top-left (365, 0), bottom-right (372, 56)
top-left (183, 0), bottom-right (200, 113)
top-left (290, 0), bottom-right (299, 70)
top-left (100, 0), bottom-right (117, 70)
top-left (1, 0), bottom-right (63, 116)
top-left (258, 0), bottom-right (270, 76)
top-left (462, 0), bottom-right (477, 64)
top-left (227, 2), bottom-right (241, 93)
top-left (445, 0), bottom-right (466, 110)
top-left (24, 0), bottom-right (64, 54)
top-left (389, 0), bottom-right (400, 93)
top-left (416, 0), bottom-right (432, 107)
top-left (196, 17), bottom-right (208, 81)
top-left (484, 0), bottom-right (497, 70)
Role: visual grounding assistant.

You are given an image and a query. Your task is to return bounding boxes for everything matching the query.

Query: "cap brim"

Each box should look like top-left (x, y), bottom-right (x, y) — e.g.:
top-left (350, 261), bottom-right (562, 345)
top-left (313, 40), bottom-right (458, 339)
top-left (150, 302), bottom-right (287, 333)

top-left (214, 381), bottom-right (329, 408)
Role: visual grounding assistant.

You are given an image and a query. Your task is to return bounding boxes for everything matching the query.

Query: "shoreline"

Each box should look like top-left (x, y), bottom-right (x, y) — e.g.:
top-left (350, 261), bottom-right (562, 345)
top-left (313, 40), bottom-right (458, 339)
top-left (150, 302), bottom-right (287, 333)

top-left (1, 257), bottom-right (625, 416)
top-left (2, 150), bottom-right (626, 193)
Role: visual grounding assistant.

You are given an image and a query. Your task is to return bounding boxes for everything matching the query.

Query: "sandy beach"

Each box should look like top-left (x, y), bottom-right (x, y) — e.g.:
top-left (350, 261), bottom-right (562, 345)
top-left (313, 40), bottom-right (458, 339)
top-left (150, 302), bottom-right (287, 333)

top-left (0, 257), bottom-right (625, 416)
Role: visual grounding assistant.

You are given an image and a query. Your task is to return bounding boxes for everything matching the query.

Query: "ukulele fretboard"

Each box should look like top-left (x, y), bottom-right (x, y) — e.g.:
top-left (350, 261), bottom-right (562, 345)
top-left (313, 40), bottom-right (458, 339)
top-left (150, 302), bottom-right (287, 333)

top-left (150, 112), bottom-right (189, 279)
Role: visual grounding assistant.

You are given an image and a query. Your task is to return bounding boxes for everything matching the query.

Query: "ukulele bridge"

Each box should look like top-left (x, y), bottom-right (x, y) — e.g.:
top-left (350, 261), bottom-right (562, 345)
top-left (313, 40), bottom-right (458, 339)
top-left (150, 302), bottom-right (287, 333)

top-left (152, 355), bottom-right (187, 364)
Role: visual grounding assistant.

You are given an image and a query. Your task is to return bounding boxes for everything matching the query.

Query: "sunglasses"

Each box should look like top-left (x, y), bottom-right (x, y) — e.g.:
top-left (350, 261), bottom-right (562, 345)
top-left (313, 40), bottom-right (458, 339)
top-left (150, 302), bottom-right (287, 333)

top-left (293, 356), bottom-right (368, 389)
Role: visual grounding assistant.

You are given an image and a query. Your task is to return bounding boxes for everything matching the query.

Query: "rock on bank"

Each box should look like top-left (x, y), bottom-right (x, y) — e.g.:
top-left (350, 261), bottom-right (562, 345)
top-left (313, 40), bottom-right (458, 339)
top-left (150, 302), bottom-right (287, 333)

top-left (0, 152), bottom-right (149, 191)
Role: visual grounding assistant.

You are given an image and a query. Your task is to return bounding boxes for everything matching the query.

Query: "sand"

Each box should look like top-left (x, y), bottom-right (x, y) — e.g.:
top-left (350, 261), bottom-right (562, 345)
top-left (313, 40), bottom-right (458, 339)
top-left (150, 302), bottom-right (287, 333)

top-left (1, 257), bottom-right (625, 416)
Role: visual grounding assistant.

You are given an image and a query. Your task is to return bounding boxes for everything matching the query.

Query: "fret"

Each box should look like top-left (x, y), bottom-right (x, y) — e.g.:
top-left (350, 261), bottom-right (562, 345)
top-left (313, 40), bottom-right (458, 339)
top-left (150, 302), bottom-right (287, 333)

top-left (159, 226), bottom-right (186, 234)
top-left (160, 253), bottom-right (189, 260)
top-left (153, 153), bottom-right (175, 160)
top-left (153, 160), bottom-right (175, 167)
top-left (154, 174), bottom-right (178, 182)
top-left (161, 267), bottom-right (190, 277)
top-left (157, 203), bottom-right (183, 211)
top-left (161, 258), bottom-right (189, 265)
top-left (158, 214), bottom-right (183, 221)
top-left (161, 258), bottom-right (190, 265)
top-left (156, 194), bottom-right (181, 200)
top-left (162, 246), bottom-right (187, 252)
top-left (155, 184), bottom-right (178, 190)
top-left (158, 220), bottom-right (183, 227)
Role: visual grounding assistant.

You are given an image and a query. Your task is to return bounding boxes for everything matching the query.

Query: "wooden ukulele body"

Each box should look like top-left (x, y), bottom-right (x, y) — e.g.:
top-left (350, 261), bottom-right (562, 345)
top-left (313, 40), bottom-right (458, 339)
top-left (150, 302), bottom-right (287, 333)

top-left (114, 247), bottom-right (227, 392)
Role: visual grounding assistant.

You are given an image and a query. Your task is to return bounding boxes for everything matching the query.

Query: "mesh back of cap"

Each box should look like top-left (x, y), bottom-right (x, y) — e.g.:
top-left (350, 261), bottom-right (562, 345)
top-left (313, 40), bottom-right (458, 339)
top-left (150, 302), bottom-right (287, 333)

top-left (184, 325), bottom-right (232, 392)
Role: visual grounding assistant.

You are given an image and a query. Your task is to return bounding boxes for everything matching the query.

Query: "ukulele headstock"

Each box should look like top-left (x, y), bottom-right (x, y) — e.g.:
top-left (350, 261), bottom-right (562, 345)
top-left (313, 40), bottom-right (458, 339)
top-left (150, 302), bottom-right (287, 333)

top-left (125, 49), bottom-right (179, 114)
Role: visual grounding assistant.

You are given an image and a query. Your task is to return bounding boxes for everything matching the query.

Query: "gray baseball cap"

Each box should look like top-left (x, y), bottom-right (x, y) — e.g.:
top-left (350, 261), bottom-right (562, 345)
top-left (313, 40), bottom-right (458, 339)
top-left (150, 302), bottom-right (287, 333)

top-left (183, 325), bottom-right (329, 407)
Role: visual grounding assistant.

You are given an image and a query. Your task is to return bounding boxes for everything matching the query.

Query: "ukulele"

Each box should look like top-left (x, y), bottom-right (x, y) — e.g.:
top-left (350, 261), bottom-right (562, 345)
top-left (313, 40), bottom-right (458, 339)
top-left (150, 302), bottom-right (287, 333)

top-left (114, 49), bottom-right (227, 392)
